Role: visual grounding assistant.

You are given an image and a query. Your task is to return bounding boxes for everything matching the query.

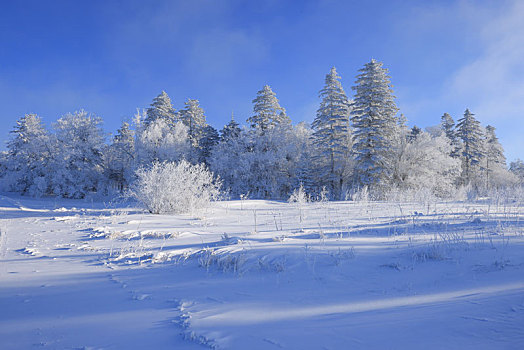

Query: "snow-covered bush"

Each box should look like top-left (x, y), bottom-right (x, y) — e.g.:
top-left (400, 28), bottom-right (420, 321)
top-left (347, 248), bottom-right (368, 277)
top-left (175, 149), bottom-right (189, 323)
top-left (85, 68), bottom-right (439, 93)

top-left (288, 184), bottom-right (309, 231)
top-left (131, 160), bottom-right (222, 214)
top-left (351, 186), bottom-right (369, 202)
top-left (288, 184), bottom-right (309, 205)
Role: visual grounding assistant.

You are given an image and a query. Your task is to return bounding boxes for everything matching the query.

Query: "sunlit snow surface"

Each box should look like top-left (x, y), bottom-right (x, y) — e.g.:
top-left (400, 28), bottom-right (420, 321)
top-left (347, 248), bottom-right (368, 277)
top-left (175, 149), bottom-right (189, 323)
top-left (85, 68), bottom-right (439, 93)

top-left (1, 194), bottom-right (523, 349)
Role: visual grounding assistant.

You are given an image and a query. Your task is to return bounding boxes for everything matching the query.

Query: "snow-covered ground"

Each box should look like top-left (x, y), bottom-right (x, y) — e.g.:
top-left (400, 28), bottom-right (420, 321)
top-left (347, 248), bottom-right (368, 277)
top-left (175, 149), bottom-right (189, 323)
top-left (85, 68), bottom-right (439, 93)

top-left (1, 193), bottom-right (523, 349)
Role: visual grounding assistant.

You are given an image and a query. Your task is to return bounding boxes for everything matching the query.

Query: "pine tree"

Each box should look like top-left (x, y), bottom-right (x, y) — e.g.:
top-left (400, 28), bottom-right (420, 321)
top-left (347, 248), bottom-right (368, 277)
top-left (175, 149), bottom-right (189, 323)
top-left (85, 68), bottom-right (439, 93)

top-left (408, 125), bottom-right (422, 143)
top-left (456, 109), bottom-right (485, 184)
top-left (220, 113), bottom-right (241, 142)
top-left (483, 125), bottom-right (506, 190)
top-left (351, 59), bottom-right (399, 196)
top-left (144, 91), bottom-right (177, 127)
top-left (440, 113), bottom-right (455, 140)
top-left (199, 125), bottom-right (220, 165)
top-left (105, 121), bottom-right (135, 192)
top-left (440, 113), bottom-right (461, 158)
top-left (311, 67), bottom-right (352, 196)
top-left (510, 159), bottom-right (524, 184)
top-left (248, 85), bottom-right (290, 132)
top-left (179, 98), bottom-right (207, 148)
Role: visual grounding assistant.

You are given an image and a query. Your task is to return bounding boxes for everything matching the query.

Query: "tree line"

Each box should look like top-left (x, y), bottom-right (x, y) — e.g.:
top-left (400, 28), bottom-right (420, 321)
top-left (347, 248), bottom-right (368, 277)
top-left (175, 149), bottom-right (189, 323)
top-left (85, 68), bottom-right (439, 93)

top-left (1, 59), bottom-right (523, 200)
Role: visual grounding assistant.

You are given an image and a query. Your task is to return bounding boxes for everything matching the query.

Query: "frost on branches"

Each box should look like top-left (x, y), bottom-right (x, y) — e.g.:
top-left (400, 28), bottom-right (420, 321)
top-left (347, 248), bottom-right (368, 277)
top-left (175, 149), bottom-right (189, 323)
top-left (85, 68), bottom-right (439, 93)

top-left (351, 59), bottom-right (399, 198)
top-left (135, 115), bottom-right (191, 166)
top-left (456, 109), bottom-right (485, 186)
top-left (248, 85), bottom-right (290, 132)
top-left (52, 110), bottom-right (106, 198)
top-left (144, 91), bottom-right (177, 127)
top-left (131, 160), bottom-right (222, 214)
top-left (4, 114), bottom-right (53, 196)
top-left (311, 67), bottom-right (353, 198)
top-left (393, 131), bottom-right (461, 198)
top-left (104, 121), bottom-right (135, 192)
top-left (1, 60), bottom-right (520, 203)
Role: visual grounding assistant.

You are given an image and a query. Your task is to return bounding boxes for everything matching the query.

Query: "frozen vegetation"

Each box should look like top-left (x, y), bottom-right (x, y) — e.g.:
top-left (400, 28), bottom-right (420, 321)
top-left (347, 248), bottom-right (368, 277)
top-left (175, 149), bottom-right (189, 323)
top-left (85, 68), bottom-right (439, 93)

top-left (1, 193), bottom-right (523, 349)
top-left (1, 60), bottom-right (522, 202)
top-left (1, 58), bottom-right (523, 349)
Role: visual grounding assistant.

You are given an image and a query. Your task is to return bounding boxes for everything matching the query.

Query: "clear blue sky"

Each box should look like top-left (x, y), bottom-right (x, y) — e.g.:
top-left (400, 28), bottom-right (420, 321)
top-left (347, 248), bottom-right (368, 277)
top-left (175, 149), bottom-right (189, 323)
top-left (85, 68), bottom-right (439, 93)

top-left (1, 0), bottom-right (522, 161)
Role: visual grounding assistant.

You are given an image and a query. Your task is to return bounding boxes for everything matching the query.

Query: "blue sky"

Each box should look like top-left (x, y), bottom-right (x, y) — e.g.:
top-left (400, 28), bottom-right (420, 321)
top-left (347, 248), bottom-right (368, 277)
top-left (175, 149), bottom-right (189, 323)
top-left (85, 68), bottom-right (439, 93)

top-left (1, 0), bottom-right (523, 161)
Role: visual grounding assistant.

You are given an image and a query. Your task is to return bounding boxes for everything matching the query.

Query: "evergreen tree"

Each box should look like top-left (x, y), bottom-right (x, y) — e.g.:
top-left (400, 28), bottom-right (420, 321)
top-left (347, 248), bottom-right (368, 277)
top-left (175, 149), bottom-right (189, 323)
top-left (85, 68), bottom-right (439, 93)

top-left (408, 125), bottom-right (422, 143)
top-left (440, 113), bottom-right (461, 158)
top-left (199, 125), bottom-right (220, 165)
top-left (440, 113), bottom-right (455, 140)
top-left (220, 113), bottom-right (241, 142)
top-left (510, 159), bottom-right (524, 184)
top-left (483, 125), bottom-right (506, 190)
top-left (105, 121), bottom-right (135, 192)
top-left (5, 114), bottom-right (53, 196)
top-left (179, 98), bottom-right (207, 148)
top-left (350, 59), bottom-right (399, 196)
top-left (292, 122), bottom-right (316, 196)
top-left (456, 109), bottom-right (484, 184)
top-left (248, 85), bottom-right (290, 132)
top-left (144, 91), bottom-right (177, 127)
top-left (311, 67), bottom-right (352, 197)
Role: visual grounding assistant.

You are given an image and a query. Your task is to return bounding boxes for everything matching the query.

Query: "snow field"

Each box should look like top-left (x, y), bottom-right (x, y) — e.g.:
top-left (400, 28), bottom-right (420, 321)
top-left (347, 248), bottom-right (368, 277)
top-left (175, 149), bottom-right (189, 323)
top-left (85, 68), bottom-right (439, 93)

top-left (1, 195), bottom-right (523, 349)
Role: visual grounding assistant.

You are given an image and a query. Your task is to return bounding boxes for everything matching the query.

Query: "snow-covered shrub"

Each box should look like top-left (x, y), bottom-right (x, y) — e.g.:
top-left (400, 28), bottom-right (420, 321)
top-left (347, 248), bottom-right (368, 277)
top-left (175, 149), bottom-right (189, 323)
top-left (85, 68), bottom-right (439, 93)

top-left (131, 160), bottom-right (222, 214)
top-left (288, 183), bottom-right (309, 231)
top-left (351, 186), bottom-right (369, 202)
top-left (288, 184), bottom-right (309, 204)
top-left (385, 186), bottom-right (436, 204)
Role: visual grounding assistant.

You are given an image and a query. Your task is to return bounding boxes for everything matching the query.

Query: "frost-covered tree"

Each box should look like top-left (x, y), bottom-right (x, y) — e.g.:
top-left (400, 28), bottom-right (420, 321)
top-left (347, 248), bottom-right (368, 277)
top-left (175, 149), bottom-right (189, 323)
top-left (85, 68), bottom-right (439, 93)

top-left (52, 110), bottom-right (106, 198)
top-left (292, 122), bottom-right (316, 195)
top-left (440, 113), bottom-right (461, 158)
top-left (104, 121), bottom-right (135, 192)
top-left (199, 125), bottom-right (220, 165)
top-left (179, 98), bottom-right (207, 149)
top-left (408, 126), bottom-right (422, 143)
top-left (247, 85), bottom-right (290, 132)
top-left (440, 113), bottom-right (455, 141)
top-left (456, 109), bottom-right (485, 185)
top-left (483, 125), bottom-right (509, 190)
top-left (209, 127), bottom-right (252, 196)
top-left (135, 117), bottom-right (191, 166)
top-left (144, 91), bottom-right (177, 127)
top-left (510, 159), bottom-right (524, 184)
top-left (0, 151), bottom-right (7, 183)
top-left (220, 114), bottom-right (241, 142)
top-left (392, 131), bottom-right (461, 198)
top-left (311, 67), bottom-right (352, 197)
top-left (4, 114), bottom-right (54, 196)
top-left (209, 124), bottom-right (307, 199)
top-left (351, 59), bottom-right (399, 197)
